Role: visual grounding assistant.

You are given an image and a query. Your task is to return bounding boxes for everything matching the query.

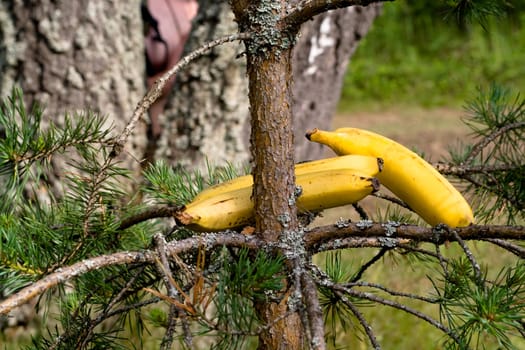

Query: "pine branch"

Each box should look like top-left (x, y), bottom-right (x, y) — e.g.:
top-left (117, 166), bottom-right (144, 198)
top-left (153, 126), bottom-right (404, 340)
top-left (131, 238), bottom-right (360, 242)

top-left (340, 285), bottom-right (466, 348)
top-left (77, 272), bottom-right (157, 350)
top-left (434, 162), bottom-right (520, 176)
top-left (333, 289), bottom-right (381, 350)
top-left (284, 0), bottom-right (392, 28)
top-left (305, 223), bottom-right (525, 251)
top-left (2, 222), bottom-right (523, 338)
top-left (481, 238), bottom-right (525, 258)
top-left (311, 266), bottom-right (465, 348)
top-left (465, 121), bottom-right (525, 164)
top-left (53, 156), bottom-right (116, 270)
top-left (0, 233), bottom-right (262, 315)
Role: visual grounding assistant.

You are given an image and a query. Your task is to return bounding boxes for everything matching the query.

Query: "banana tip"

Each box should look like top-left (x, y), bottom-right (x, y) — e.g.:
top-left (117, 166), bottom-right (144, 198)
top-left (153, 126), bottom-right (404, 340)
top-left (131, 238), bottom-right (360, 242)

top-left (176, 210), bottom-right (194, 226)
top-left (305, 128), bottom-right (318, 140)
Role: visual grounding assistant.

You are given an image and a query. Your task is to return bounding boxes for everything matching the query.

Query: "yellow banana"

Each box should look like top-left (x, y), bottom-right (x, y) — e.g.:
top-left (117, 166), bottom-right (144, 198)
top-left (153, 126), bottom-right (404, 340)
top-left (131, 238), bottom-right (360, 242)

top-left (191, 155), bottom-right (382, 204)
top-left (305, 127), bottom-right (474, 227)
top-left (177, 169), bottom-right (379, 232)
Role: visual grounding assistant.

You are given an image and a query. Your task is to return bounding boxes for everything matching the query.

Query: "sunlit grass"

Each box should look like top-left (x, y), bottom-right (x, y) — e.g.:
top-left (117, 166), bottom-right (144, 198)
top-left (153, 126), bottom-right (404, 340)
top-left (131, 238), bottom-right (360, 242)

top-left (339, 2), bottom-right (525, 111)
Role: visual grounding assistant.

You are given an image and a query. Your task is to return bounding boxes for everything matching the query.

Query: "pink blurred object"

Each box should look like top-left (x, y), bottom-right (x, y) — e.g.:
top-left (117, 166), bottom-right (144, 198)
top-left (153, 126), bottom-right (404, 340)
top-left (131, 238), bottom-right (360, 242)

top-left (143, 0), bottom-right (198, 139)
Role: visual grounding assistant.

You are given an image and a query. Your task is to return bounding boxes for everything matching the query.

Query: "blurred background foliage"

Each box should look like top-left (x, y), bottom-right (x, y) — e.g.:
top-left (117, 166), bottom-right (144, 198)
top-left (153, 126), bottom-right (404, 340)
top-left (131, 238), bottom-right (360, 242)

top-left (339, 0), bottom-right (525, 110)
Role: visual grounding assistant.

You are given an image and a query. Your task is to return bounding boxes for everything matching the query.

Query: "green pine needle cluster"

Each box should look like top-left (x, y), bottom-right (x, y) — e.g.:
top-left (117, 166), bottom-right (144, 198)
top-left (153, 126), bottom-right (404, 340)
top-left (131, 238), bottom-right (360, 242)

top-left (209, 248), bottom-right (284, 349)
top-left (438, 261), bottom-right (525, 350)
top-left (0, 88), bottom-right (113, 213)
top-left (450, 84), bottom-right (525, 224)
top-left (143, 158), bottom-right (247, 206)
top-left (447, 0), bottom-right (511, 27)
top-left (319, 251), bottom-right (363, 347)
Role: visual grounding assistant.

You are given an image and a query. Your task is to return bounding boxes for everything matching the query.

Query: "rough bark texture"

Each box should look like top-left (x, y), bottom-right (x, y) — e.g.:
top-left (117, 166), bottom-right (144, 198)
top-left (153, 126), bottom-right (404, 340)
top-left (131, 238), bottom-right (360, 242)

top-left (0, 0), bottom-right (146, 332)
top-left (156, 0), bottom-right (249, 169)
top-left (247, 47), bottom-right (298, 239)
top-left (152, 3), bottom-right (382, 347)
top-left (0, 0), bottom-right (146, 194)
top-left (155, 1), bottom-right (381, 169)
top-left (232, 1), bottom-right (306, 347)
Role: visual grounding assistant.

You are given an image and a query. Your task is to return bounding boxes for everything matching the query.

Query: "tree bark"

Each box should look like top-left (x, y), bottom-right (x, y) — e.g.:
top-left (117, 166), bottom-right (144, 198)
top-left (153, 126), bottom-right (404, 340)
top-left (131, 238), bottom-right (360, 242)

top-left (0, 0), bottom-right (147, 194)
top-left (0, 0), bottom-right (146, 332)
top-left (154, 0), bottom-right (249, 168)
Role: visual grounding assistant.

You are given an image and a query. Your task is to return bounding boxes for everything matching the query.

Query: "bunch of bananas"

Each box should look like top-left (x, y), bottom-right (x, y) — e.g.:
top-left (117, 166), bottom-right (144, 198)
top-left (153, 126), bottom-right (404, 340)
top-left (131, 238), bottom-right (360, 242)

top-left (177, 155), bottom-right (382, 231)
top-left (305, 127), bottom-right (474, 227)
top-left (176, 127), bottom-right (473, 232)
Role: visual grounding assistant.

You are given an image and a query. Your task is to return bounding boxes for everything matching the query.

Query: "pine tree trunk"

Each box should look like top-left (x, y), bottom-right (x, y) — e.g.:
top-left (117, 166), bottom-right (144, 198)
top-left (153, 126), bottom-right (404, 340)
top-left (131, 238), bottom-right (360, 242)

top-left (0, 0), bottom-right (147, 195)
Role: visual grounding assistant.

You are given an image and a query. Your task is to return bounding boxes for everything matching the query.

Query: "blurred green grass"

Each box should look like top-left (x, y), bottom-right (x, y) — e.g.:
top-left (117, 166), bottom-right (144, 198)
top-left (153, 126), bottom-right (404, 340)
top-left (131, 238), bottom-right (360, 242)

top-left (339, 0), bottom-right (525, 111)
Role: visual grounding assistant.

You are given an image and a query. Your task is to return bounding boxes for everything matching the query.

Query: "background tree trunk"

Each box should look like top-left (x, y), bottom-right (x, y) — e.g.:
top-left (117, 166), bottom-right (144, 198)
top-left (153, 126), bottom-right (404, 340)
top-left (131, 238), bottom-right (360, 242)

top-left (155, 1), bottom-right (382, 169)
top-left (0, 0), bottom-right (146, 331)
top-left (0, 0), bottom-right (147, 195)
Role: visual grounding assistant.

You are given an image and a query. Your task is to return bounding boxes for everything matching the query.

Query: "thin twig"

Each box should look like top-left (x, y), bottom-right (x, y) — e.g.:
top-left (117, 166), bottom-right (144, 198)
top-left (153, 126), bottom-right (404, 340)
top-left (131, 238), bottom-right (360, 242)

top-left (334, 285), bottom-right (466, 348)
top-left (434, 162), bottom-right (519, 176)
top-left (435, 244), bottom-right (450, 279)
top-left (344, 281), bottom-right (440, 304)
top-left (79, 265), bottom-right (150, 349)
top-left (352, 202), bottom-right (369, 220)
top-left (333, 290), bottom-right (381, 350)
top-left (154, 233), bottom-right (181, 350)
top-left (118, 206), bottom-right (181, 230)
top-left (481, 238), bottom-right (525, 258)
top-left (310, 266), bottom-right (466, 348)
top-left (397, 243), bottom-right (450, 262)
top-left (301, 272), bottom-right (326, 350)
top-left (292, 264), bottom-right (312, 347)
top-left (351, 247), bottom-right (390, 282)
top-left (372, 192), bottom-right (412, 210)
top-left (112, 32), bottom-right (251, 157)
top-left (450, 229), bottom-right (483, 285)
top-left (465, 121), bottom-right (525, 163)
